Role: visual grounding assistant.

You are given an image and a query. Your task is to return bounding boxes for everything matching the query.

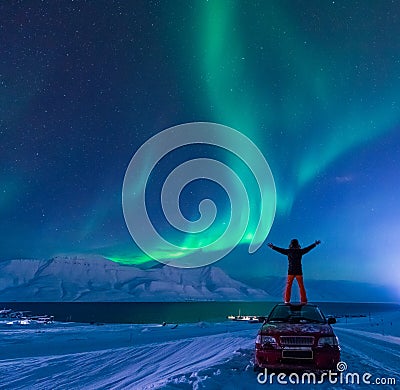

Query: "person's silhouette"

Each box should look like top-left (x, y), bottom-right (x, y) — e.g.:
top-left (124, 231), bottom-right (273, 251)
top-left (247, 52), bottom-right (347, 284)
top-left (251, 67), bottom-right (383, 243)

top-left (268, 239), bottom-right (321, 303)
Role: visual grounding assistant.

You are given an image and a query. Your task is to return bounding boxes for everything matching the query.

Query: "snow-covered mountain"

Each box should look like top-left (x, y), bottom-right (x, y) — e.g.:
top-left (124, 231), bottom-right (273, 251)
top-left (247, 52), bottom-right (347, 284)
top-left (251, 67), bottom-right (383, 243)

top-left (245, 276), bottom-right (399, 303)
top-left (1, 256), bottom-right (395, 302)
top-left (0, 256), bottom-right (273, 302)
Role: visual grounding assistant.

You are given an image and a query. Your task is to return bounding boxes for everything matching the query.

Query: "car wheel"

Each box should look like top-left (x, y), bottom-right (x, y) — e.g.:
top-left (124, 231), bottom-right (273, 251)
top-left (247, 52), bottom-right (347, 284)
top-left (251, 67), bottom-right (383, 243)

top-left (253, 362), bottom-right (263, 373)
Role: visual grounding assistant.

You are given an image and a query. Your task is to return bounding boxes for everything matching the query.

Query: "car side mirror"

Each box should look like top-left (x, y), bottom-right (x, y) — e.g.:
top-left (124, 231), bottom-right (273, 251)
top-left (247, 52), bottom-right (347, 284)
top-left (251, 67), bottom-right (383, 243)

top-left (327, 317), bottom-right (336, 324)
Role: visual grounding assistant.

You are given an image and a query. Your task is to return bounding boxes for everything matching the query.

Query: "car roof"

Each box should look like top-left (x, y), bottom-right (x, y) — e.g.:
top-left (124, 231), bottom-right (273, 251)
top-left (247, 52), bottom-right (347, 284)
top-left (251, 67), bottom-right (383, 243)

top-left (274, 303), bottom-right (318, 308)
top-left (266, 303), bottom-right (327, 322)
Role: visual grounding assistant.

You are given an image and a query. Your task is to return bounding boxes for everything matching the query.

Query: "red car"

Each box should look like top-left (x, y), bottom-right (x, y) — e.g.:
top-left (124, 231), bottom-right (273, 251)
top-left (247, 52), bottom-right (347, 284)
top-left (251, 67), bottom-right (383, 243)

top-left (254, 303), bottom-right (340, 372)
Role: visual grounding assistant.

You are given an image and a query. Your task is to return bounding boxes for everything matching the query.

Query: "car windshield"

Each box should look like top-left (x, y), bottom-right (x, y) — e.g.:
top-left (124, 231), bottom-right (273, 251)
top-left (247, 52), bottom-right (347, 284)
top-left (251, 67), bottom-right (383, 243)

top-left (268, 305), bottom-right (325, 324)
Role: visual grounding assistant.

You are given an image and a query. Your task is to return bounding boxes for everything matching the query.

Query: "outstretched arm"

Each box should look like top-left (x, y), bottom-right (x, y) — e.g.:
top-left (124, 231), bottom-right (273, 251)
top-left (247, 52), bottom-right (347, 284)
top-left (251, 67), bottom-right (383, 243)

top-left (301, 240), bottom-right (321, 255)
top-left (268, 243), bottom-right (289, 255)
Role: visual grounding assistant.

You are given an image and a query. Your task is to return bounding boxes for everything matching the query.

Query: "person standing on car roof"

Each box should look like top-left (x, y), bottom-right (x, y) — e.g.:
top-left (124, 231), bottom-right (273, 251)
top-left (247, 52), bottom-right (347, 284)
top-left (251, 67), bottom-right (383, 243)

top-left (267, 239), bottom-right (321, 304)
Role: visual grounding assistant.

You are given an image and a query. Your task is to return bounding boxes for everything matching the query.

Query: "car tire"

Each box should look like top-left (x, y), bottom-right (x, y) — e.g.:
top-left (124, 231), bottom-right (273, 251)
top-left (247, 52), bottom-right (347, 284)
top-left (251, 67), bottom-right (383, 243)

top-left (253, 363), bottom-right (263, 373)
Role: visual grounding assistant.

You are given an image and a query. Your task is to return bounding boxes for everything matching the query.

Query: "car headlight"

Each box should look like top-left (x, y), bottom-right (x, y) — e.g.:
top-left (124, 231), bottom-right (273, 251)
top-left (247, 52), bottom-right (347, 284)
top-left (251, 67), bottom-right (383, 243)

top-left (318, 336), bottom-right (339, 346)
top-left (256, 334), bottom-right (277, 345)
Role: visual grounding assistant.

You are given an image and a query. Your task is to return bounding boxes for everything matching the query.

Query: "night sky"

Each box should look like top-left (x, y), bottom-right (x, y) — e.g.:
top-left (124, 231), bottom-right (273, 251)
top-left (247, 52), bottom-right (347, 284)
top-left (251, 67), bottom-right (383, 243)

top-left (1, 1), bottom-right (399, 296)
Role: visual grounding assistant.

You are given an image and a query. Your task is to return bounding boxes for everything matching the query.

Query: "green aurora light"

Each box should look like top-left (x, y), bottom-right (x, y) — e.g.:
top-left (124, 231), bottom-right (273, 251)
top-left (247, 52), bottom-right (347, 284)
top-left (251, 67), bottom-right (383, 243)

top-left (106, 2), bottom-right (400, 266)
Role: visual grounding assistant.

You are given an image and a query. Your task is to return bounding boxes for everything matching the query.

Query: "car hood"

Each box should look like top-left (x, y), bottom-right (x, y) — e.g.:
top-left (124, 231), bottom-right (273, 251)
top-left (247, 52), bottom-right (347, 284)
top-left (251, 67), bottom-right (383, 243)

top-left (261, 322), bottom-right (333, 336)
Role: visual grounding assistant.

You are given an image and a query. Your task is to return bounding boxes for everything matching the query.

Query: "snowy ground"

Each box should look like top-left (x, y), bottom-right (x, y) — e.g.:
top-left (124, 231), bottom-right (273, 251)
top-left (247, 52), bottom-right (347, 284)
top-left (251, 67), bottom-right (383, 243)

top-left (0, 311), bottom-right (399, 389)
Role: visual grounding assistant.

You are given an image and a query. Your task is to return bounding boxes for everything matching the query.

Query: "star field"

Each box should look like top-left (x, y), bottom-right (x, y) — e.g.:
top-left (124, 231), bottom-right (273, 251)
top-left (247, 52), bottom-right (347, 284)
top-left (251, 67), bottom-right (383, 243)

top-left (0, 1), bottom-right (399, 296)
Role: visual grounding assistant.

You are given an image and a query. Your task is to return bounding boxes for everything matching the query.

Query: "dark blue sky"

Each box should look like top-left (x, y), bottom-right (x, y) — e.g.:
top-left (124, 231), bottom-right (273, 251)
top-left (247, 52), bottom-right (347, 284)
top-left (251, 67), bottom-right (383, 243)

top-left (1, 1), bottom-right (399, 297)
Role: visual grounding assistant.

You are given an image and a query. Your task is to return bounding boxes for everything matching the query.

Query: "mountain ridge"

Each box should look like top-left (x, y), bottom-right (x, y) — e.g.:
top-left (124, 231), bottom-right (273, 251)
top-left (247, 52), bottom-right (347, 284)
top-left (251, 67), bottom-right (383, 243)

top-left (0, 256), bottom-right (397, 302)
top-left (0, 256), bottom-right (273, 302)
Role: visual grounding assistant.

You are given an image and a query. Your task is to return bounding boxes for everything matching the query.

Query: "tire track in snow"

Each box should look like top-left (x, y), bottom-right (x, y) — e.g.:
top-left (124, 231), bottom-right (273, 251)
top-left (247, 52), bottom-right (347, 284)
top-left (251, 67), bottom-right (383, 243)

top-left (0, 328), bottom-right (256, 390)
top-left (2, 324), bottom-right (399, 390)
top-left (335, 327), bottom-right (400, 382)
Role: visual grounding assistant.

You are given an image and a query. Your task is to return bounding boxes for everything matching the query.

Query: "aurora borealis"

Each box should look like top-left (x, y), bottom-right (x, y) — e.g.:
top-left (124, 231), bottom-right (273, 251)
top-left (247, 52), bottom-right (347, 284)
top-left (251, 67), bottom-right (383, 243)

top-left (1, 1), bottom-right (399, 296)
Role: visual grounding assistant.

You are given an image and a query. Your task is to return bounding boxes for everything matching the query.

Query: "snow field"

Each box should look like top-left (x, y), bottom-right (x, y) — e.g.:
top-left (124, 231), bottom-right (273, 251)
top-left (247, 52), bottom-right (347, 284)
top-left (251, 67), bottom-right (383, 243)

top-left (0, 311), bottom-right (399, 389)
